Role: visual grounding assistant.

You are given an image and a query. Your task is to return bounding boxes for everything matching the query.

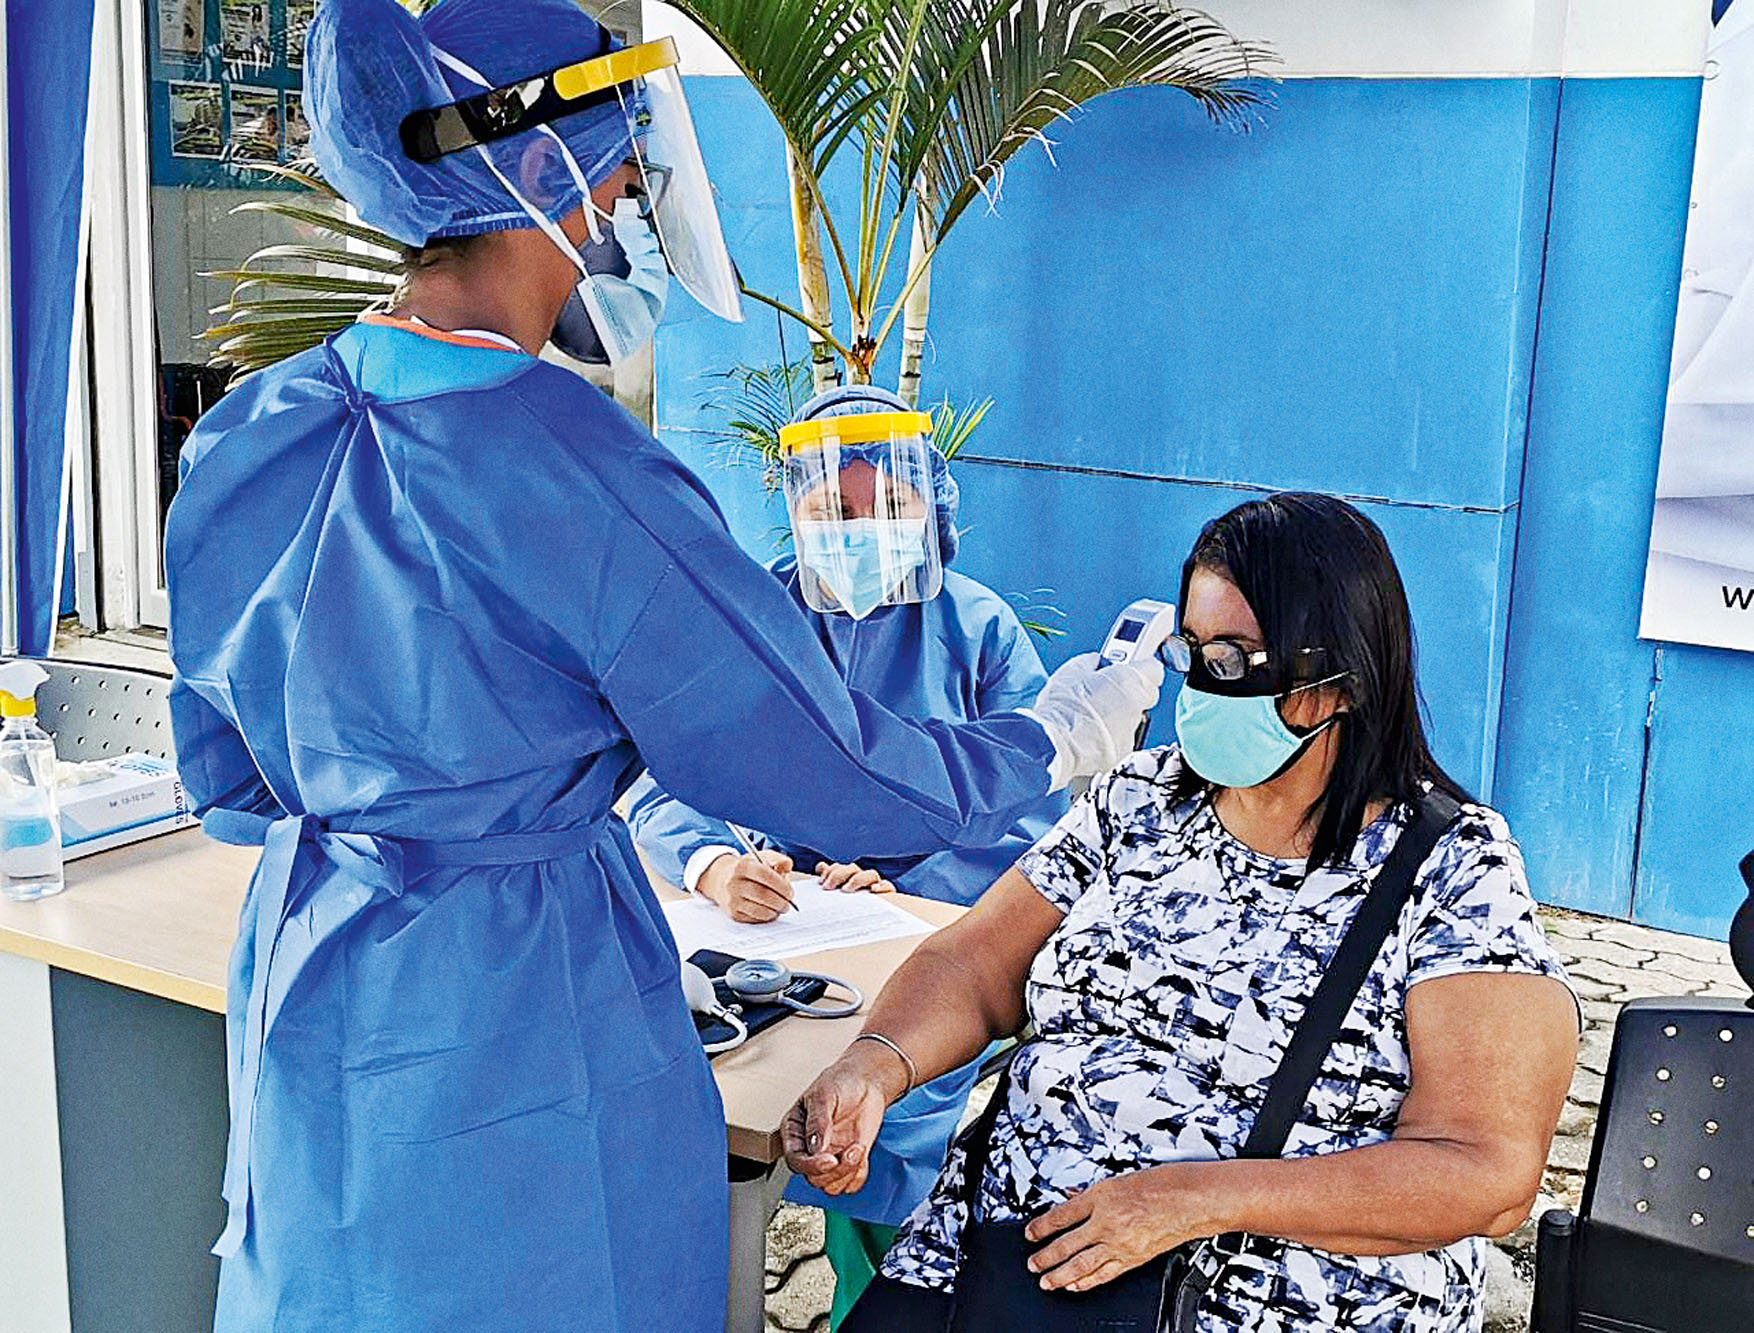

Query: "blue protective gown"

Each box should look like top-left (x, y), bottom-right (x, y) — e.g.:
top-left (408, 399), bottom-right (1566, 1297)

top-left (626, 562), bottom-right (1066, 1226)
top-left (164, 321), bottom-right (1058, 1332)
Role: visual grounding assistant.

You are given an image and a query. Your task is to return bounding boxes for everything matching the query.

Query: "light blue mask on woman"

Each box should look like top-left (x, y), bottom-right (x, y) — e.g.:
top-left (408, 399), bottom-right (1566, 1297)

top-left (795, 518), bottom-right (929, 620)
top-left (1174, 677), bottom-right (1344, 789)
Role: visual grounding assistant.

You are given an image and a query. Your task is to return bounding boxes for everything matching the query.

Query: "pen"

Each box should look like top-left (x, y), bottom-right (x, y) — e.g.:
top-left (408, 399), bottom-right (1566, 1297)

top-left (727, 822), bottom-right (795, 915)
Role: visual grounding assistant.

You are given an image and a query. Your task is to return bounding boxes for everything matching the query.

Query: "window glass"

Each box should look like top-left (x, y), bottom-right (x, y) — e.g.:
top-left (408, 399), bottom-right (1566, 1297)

top-left (145, 0), bottom-right (325, 572)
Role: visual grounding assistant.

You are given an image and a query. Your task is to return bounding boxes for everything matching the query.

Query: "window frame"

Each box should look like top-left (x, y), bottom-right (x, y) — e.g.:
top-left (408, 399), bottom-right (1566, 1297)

top-left (79, 0), bottom-right (168, 632)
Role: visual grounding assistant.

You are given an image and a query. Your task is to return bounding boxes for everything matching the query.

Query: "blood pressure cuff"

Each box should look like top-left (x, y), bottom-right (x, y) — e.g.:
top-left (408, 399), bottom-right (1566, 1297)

top-left (688, 949), bottom-right (827, 1058)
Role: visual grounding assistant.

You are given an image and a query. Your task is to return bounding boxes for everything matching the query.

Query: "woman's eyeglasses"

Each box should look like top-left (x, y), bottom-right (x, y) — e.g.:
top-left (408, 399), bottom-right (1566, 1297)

top-left (1162, 634), bottom-right (1326, 685)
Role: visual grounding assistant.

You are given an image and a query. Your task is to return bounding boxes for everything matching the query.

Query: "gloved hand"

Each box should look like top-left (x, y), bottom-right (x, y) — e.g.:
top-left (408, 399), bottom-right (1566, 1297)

top-left (1024, 652), bottom-right (1165, 791)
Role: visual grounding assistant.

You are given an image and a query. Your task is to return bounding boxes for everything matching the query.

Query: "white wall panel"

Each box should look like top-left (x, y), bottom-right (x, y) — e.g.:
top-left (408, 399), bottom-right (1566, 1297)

top-left (0, 953), bottom-right (72, 1333)
top-left (646, 0), bottom-right (1712, 80)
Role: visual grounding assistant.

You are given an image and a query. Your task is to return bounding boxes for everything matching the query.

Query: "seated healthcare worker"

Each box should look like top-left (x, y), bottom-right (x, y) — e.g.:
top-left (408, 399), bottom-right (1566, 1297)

top-left (628, 385), bottom-right (1070, 1322)
top-left (163, 2), bottom-right (1161, 1330)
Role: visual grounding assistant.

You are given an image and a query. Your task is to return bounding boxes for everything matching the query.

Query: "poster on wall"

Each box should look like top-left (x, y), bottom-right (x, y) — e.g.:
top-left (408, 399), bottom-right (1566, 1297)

top-left (1641, 1), bottom-right (1754, 651)
top-left (283, 93), bottom-right (311, 162)
top-left (221, 0), bottom-right (273, 65)
top-left (228, 86), bottom-right (282, 165)
top-left (169, 81), bottom-right (224, 158)
top-left (158, 0), bottom-right (206, 58)
top-left (287, 0), bottom-right (316, 67)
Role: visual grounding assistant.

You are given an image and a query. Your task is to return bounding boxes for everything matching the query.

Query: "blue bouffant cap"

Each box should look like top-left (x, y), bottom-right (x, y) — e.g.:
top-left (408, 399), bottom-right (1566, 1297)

top-left (305, 0), bottom-right (640, 247)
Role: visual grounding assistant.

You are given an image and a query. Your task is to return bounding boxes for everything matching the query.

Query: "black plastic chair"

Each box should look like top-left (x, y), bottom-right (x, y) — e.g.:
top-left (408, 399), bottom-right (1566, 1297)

top-left (1530, 854), bottom-right (1754, 1331)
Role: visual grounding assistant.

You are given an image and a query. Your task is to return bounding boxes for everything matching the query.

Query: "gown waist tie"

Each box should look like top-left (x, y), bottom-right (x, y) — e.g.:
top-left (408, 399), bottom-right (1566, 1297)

top-left (200, 806), bottom-right (613, 1258)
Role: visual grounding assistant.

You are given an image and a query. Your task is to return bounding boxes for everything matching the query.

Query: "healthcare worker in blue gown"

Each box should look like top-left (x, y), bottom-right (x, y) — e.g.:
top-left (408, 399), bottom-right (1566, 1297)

top-left (627, 386), bottom-right (1068, 1325)
top-left (164, 1), bottom-right (1161, 1329)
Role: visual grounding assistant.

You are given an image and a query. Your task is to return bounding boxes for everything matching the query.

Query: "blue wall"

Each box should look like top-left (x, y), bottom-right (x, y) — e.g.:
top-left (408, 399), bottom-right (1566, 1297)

top-left (657, 72), bottom-right (1750, 937)
top-left (1495, 78), bottom-right (1699, 924)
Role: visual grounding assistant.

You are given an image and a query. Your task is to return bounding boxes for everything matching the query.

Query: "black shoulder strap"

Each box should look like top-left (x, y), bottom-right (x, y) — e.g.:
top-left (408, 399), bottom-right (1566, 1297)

top-left (955, 1051), bottom-right (1018, 1212)
top-left (1238, 789), bottom-right (1462, 1160)
top-left (953, 790), bottom-right (1462, 1213)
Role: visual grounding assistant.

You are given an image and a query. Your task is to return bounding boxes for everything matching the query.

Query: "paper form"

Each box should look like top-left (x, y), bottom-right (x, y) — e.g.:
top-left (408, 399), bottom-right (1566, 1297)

top-left (661, 877), bottom-right (933, 961)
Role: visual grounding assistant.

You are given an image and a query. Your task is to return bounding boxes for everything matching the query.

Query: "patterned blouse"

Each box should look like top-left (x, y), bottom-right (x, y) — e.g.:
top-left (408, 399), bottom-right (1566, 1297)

top-left (880, 747), bottom-right (1571, 1332)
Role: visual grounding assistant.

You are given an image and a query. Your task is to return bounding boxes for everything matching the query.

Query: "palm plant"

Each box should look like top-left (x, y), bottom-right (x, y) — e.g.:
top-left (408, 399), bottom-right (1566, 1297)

top-left (667, 0), bottom-right (1266, 400)
top-left (198, 164), bottom-right (403, 374)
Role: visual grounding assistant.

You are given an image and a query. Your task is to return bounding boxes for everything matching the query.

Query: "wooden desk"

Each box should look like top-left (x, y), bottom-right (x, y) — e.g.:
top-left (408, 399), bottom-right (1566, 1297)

top-left (0, 835), bottom-right (961, 1333)
top-left (0, 831), bottom-right (251, 1014)
top-left (655, 881), bottom-right (963, 1163)
top-left (0, 834), bottom-right (962, 1160)
top-left (639, 877), bottom-right (967, 1333)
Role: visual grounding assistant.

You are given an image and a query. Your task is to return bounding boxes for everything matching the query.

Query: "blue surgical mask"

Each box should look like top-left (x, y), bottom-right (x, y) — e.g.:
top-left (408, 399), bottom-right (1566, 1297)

top-left (1173, 678), bottom-right (1343, 789)
top-left (552, 198), bottom-right (668, 366)
top-left (795, 518), bottom-right (929, 620)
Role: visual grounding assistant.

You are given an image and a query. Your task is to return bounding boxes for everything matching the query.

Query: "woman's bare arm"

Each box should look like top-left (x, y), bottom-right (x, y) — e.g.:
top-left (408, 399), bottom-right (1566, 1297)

top-left (1027, 972), bottom-right (1579, 1290)
top-left (783, 868), bottom-right (1063, 1191)
top-left (864, 867), bottom-right (1063, 1077)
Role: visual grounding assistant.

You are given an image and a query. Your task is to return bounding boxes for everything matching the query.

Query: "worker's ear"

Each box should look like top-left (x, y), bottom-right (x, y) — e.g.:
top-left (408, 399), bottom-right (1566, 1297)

top-left (516, 133), bottom-right (561, 204)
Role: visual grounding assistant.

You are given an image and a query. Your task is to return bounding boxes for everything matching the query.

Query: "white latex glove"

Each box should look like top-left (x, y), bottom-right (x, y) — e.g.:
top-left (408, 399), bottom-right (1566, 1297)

top-left (1023, 651), bottom-right (1165, 791)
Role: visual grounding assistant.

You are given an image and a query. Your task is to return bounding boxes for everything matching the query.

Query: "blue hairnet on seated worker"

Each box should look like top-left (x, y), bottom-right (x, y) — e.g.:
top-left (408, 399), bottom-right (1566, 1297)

top-left (793, 385), bottom-right (962, 565)
top-left (305, 0), bottom-right (641, 247)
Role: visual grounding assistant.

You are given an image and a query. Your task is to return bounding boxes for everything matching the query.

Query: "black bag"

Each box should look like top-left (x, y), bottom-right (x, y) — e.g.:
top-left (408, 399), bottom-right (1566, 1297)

top-left (687, 949), bottom-right (826, 1056)
top-left (844, 791), bottom-right (1460, 1333)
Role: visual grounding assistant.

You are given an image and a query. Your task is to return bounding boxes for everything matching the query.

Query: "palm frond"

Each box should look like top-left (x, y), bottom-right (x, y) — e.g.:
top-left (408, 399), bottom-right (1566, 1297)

top-left (659, 0), bottom-right (888, 169)
top-left (200, 327), bottom-right (356, 375)
top-left (204, 270), bottom-right (398, 297)
top-left (202, 186), bottom-right (408, 371)
top-left (203, 217), bottom-right (401, 366)
top-left (929, 393), bottom-right (991, 462)
top-left (237, 243), bottom-right (405, 276)
top-left (890, 0), bottom-right (1270, 237)
top-left (228, 200), bottom-right (404, 254)
top-left (672, 0), bottom-right (1264, 379)
top-left (207, 296), bottom-right (377, 318)
top-left (1020, 616), bottom-right (1067, 641)
top-left (701, 358), bottom-right (815, 476)
top-left (237, 158), bottom-right (339, 197)
top-left (1007, 588), bottom-right (1068, 642)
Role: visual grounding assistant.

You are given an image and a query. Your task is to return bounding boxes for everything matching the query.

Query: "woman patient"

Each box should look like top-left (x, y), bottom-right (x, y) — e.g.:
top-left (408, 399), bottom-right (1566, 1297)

top-left (787, 492), bottom-right (1579, 1332)
top-left (627, 385), bottom-right (1066, 1322)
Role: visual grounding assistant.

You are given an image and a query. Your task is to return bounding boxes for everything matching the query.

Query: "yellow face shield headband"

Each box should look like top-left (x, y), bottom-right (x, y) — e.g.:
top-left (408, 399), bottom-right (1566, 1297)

top-left (777, 411), bottom-right (936, 456)
top-left (400, 37), bottom-right (677, 164)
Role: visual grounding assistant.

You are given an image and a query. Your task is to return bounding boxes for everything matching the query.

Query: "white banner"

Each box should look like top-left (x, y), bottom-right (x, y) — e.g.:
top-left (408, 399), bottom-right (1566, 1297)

top-left (1641, 2), bottom-right (1754, 652)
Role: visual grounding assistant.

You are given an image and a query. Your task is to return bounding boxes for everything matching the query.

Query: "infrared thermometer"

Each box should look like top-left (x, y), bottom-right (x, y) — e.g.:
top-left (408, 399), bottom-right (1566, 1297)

top-left (1098, 598), bottom-right (1178, 669)
top-left (1097, 598), bottom-right (1178, 750)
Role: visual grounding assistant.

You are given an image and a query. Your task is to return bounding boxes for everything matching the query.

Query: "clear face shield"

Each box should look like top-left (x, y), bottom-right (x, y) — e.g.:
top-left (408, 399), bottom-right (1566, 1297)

top-left (400, 36), bottom-right (742, 362)
top-left (620, 59), bottom-right (742, 322)
top-left (778, 412), bottom-right (945, 620)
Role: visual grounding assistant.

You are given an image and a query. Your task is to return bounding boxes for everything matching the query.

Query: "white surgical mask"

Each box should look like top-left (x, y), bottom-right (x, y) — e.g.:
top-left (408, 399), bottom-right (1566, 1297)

top-left (579, 198), bottom-right (668, 364)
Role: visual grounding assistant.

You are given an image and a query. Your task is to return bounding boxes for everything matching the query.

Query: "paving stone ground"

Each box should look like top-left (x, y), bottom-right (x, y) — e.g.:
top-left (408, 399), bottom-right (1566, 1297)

top-left (761, 907), bottom-right (1749, 1333)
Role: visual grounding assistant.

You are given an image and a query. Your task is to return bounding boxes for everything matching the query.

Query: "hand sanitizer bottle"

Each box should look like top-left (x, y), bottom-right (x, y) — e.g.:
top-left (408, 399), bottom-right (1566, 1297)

top-left (0, 661), bottom-right (64, 901)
